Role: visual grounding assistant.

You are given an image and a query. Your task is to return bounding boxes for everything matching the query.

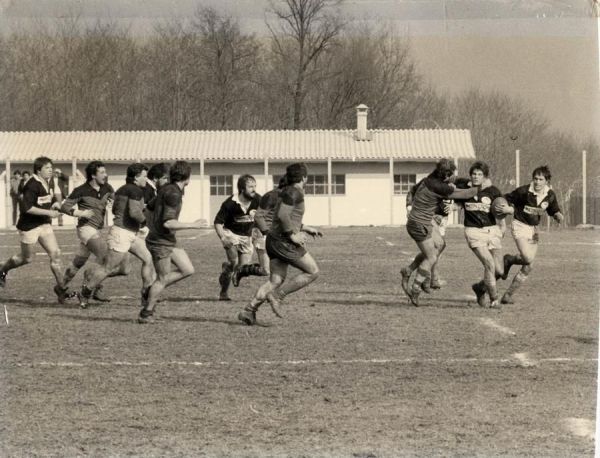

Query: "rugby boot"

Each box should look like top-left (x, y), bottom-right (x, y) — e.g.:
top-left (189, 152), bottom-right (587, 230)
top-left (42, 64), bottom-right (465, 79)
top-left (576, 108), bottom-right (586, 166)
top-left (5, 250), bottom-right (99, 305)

top-left (0, 271), bottom-right (6, 288)
top-left (500, 293), bottom-right (515, 305)
top-left (430, 278), bottom-right (446, 290)
top-left (471, 282), bottom-right (489, 308)
top-left (407, 285), bottom-right (420, 307)
top-left (421, 281), bottom-right (432, 294)
top-left (138, 309), bottom-right (160, 324)
top-left (78, 285), bottom-right (94, 309)
top-left (501, 254), bottom-right (514, 280)
top-left (92, 285), bottom-right (111, 303)
top-left (400, 267), bottom-right (411, 298)
top-left (54, 285), bottom-right (76, 305)
top-left (238, 308), bottom-right (257, 326)
top-left (489, 299), bottom-right (501, 309)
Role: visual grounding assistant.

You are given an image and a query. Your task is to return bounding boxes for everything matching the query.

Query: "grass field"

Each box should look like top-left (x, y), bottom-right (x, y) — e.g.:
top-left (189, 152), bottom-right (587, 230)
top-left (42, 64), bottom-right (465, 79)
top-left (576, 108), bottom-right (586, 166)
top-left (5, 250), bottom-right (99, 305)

top-left (0, 226), bottom-right (598, 457)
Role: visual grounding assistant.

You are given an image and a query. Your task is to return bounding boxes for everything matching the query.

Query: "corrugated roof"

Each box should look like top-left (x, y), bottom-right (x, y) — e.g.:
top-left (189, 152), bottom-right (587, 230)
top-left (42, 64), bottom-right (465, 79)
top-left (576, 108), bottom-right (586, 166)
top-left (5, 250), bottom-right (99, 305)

top-left (0, 129), bottom-right (476, 162)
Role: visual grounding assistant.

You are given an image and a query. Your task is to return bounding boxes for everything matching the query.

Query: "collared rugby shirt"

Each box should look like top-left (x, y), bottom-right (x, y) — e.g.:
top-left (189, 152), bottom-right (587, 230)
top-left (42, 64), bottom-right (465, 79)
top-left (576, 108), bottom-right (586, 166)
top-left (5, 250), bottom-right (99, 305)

top-left (17, 174), bottom-right (56, 231)
top-left (61, 182), bottom-right (115, 230)
top-left (505, 183), bottom-right (561, 227)
top-left (214, 194), bottom-right (261, 236)
top-left (112, 183), bottom-right (146, 232)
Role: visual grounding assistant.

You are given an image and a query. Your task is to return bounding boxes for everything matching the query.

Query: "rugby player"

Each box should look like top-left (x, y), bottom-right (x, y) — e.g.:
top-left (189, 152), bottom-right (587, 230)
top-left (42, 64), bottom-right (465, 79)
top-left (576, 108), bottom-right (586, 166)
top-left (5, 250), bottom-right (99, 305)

top-left (78, 163), bottom-right (155, 308)
top-left (138, 161), bottom-right (206, 323)
top-left (500, 165), bottom-right (564, 304)
top-left (238, 163), bottom-right (322, 326)
top-left (400, 159), bottom-right (484, 306)
top-left (453, 161), bottom-right (509, 308)
top-left (0, 156), bottom-right (73, 303)
top-left (214, 174), bottom-right (264, 301)
top-left (60, 161), bottom-right (130, 303)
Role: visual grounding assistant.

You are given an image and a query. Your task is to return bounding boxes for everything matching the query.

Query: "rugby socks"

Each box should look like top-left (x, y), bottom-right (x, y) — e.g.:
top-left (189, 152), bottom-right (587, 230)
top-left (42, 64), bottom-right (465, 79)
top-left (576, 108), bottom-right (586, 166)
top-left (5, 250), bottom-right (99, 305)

top-left (412, 268), bottom-right (430, 294)
top-left (1, 256), bottom-right (20, 273)
top-left (238, 264), bottom-right (268, 278)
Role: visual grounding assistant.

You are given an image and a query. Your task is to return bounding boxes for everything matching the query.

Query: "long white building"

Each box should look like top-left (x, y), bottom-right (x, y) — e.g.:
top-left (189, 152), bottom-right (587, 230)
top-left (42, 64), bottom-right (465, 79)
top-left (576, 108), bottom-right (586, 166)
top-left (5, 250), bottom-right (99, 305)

top-left (0, 107), bottom-right (476, 229)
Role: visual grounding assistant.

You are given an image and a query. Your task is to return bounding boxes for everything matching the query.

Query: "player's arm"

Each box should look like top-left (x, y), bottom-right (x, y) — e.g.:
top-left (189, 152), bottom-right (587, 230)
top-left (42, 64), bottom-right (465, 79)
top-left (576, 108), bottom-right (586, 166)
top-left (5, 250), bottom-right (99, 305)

top-left (22, 187), bottom-right (59, 218)
top-left (61, 188), bottom-right (94, 219)
top-left (301, 225), bottom-right (323, 237)
top-left (126, 192), bottom-right (146, 224)
top-left (546, 192), bottom-right (564, 223)
top-left (161, 191), bottom-right (206, 231)
top-left (213, 203), bottom-right (234, 248)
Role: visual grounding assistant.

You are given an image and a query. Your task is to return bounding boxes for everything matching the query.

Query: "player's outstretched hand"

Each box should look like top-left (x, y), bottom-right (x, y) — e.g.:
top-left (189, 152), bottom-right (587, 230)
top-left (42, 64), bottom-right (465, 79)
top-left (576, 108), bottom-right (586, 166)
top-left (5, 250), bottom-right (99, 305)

top-left (193, 218), bottom-right (208, 228)
top-left (290, 232), bottom-right (307, 246)
top-left (49, 209), bottom-right (61, 219)
top-left (499, 203), bottom-right (513, 215)
top-left (302, 225), bottom-right (323, 238)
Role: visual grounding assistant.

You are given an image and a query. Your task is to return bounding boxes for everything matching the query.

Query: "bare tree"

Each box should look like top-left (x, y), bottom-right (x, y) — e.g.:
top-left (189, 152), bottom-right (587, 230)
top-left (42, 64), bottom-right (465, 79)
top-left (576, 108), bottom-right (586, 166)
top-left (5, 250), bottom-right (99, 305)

top-left (267, 0), bottom-right (345, 129)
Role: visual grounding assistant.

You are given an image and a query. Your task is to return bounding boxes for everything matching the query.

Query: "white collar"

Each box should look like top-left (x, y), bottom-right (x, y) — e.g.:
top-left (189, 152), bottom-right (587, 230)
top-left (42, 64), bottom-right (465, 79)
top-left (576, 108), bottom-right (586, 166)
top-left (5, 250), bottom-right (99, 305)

top-left (232, 193), bottom-right (251, 208)
top-left (147, 181), bottom-right (157, 191)
top-left (528, 182), bottom-right (549, 199)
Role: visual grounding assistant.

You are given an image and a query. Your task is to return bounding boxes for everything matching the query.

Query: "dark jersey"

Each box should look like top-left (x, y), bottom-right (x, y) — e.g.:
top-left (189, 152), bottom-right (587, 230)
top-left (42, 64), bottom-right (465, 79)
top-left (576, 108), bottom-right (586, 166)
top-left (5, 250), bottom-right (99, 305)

top-left (407, 179), bottom-right (450, 217)
top-left (146, 183), bottom-right (183, 246)
top-left (457, 185), bottom-right (502, 228)
top-left (17, 175), bottom-right (56, 231)
top-left (270, 185), bottom-right (305, 239)
top-left (61, 182), bottom-right (114, 230)
top-left (505, 184), bottom-right (561, 227)
top-left (214, 194), bottom-right (261, 236)
top-left (408, 174), bottom-right (458, 225)
top-left (112, 183), bottom-right (146, 232)
top-left (255, 189), bottom-right (281, 234)
top-left (143, 183), bottom-right (157, 207)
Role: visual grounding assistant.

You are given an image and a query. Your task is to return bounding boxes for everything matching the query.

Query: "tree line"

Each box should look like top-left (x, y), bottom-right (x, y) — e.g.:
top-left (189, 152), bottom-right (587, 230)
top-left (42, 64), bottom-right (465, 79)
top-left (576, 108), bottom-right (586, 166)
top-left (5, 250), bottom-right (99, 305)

top-left (0, 0), bottom-right (597, 224)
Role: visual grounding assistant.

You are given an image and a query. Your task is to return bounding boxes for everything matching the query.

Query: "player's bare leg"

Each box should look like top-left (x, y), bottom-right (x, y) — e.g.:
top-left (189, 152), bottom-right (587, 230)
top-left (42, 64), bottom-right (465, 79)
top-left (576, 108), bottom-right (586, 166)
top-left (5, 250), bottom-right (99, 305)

top-left (430, 228), bottom-right (446, 289)
top-left (38, 231), bottom-right (73, 304)
top-left (0, 242), bottom-right (37, 288)
top-left (239, 259), bottom-right (288, 325)
top-left (129, 238), bottom-right (156, 307)
top-left (502, 238), bottom-right (537, 304)
top-left (471, 246), bottom-right (499, 308)
top-left (233, 249), bottom-right (269, 287)
top-left (139, 248), bottom-right (195, 323)
top-left (219, 246), bottom-right (238, 301)
top-left (407, 238), bottom-right (438, 306)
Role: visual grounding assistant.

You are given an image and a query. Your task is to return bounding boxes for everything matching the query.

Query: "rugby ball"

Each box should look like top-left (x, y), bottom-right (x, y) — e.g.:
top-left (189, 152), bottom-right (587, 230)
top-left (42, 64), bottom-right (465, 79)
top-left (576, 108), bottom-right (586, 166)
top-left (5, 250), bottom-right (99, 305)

top-left (492, 197), bottom-right (509, 219)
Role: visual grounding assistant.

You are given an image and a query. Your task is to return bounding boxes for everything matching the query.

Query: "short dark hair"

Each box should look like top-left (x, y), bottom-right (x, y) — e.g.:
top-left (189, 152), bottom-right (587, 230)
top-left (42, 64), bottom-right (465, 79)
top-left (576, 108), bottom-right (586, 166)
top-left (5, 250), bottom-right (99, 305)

top-left (148, 162), bottom-right (170, 181)
top-left (85, 161), bottom-right (106, 181)
top-left (33, 156), bottom-right (53, 174)
top-left (285, 163), bottom-right (308, 184)
top-left (532, 165), bottom-right (551, 181)
top-left (469, 161), bottom-right (490, 177)
top-left (433, 159), bottom-right (456, 181)
top-left (13, 170), bottom-right (21, 176)
top-left (22, 171), bottom-right (31, 177)
top-left (126, 163), bottom-right (148, 184)
top-left (170, 161), bottom-right (191, 183)
top-left (237, 174), bottom-right (256, 193)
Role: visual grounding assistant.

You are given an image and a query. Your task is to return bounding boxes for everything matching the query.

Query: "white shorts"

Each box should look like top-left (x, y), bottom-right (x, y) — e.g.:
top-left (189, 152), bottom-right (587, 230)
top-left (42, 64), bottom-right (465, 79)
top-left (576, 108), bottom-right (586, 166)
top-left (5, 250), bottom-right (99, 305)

top-left (252, 228), bottom-right (266, 250)
top-left (432, 215), bottom-right (448, 237)
top-left (464, 226), bottom-right (503, 250)
top-left (19, 224), bottom-right (54, 245)
top-left (107, 225), bottom-right (138, 253)
top-left (222, 229), bottom-right (254, 255)
top-left (511, 219), bottom-right (537, 244)
top-left (76, 226), bottom-right (102, 257)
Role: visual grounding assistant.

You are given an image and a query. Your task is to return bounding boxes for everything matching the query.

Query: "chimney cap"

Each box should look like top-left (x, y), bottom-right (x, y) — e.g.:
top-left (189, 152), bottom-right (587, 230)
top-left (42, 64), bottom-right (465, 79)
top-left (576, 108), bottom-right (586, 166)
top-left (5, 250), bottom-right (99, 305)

top-left (356, 104), bottom-right (369, 112)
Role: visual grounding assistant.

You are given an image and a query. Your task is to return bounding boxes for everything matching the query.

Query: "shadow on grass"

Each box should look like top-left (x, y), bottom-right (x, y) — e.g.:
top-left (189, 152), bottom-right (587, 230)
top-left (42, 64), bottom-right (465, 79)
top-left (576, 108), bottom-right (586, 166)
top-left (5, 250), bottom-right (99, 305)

top-left (0, 297), bottom-right (79, 309)
top-left (314, 296), bottom-right (472, 309)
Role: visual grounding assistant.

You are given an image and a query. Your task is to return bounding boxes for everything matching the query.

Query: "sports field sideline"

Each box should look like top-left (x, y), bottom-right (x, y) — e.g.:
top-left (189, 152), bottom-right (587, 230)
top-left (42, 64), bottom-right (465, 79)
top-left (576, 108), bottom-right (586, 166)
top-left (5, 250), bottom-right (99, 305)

top-left (0, 226), bottom-right (597, 457)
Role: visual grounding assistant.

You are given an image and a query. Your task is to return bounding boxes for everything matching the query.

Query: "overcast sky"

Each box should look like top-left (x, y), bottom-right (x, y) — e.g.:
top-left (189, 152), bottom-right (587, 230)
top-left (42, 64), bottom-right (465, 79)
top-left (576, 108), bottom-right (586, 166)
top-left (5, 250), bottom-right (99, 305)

top-left (1, 0), bottom-right (598, 138)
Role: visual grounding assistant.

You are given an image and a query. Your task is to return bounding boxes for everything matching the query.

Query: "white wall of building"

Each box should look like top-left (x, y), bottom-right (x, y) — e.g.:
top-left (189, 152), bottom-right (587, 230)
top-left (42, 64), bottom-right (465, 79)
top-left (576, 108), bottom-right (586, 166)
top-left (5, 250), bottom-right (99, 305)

top-left (1, 159), bottom-right (446, 229)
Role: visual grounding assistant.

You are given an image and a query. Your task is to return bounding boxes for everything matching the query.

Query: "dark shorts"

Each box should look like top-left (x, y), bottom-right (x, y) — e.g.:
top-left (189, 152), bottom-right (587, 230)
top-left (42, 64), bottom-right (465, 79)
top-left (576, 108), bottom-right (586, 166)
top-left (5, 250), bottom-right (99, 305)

top-left (146, 239), bottom-right (176, 261)
top-left (406, 219), bottom-right (432, 242)
top-left (266, 235), bottom-right (307, 264)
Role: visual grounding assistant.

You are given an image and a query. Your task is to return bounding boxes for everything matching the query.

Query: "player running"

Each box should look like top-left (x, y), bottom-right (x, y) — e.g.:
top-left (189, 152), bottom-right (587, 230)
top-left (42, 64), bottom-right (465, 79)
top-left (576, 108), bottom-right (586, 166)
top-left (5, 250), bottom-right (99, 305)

top-left (138, 161), bottom-right (206, 324)
top-left (60, 161), bottom-right (130, 303)
top-left (0, 156), bottom-right (73, 303)
top-left (499, 165), bottom-right (564, 304)
top-left (400, 159), bottom-right (483, 306)
top-left (78, 163), bottom-right (155, 308)
top-left (213, 175), bottom-right (265, 301)
top-left (238, 163), bottom-right (322, 326)
top-left (454, 161), bottom-right (509, 308)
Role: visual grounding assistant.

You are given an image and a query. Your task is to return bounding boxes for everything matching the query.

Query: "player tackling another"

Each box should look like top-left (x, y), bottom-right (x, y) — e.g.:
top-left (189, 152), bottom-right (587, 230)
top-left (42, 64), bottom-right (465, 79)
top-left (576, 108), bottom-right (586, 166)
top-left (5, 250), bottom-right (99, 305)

top-left (138, 161), bottom-right (206, 323)
top-left (238, 163), bottom-right (322, 326)
top-left (500, 166), bottom-right (564, 304)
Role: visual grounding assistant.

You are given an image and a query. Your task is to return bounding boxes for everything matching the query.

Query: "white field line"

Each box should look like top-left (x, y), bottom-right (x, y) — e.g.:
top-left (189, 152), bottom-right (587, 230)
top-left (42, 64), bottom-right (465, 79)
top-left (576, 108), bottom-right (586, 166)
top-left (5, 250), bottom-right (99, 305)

top-left (9, 357), bottom-right (597, 369)
top-left (512, 352), bottom-right (538, 367)
top-left (3, 305), bottom-right (8, 326)
top-left (479, 318), bottom-right (516, 336)
top-left (562, 417), bottom-right (595, 440)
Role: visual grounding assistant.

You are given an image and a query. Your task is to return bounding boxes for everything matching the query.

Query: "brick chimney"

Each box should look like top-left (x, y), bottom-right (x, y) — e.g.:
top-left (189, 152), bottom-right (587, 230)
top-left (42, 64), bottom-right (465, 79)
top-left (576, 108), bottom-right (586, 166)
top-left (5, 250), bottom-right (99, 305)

top-left (355, 104), bottom-right (371, 141)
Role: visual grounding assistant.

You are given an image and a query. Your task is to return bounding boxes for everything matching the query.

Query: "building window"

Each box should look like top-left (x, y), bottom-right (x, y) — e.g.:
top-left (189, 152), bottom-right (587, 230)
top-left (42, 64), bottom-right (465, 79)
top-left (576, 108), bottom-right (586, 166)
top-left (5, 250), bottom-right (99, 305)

top-left (210, 175), bottom-right (233, 196)
top-left (394, 174), bottom-right (416, 194)
top-left (273, 174), bottom-right (346, 195)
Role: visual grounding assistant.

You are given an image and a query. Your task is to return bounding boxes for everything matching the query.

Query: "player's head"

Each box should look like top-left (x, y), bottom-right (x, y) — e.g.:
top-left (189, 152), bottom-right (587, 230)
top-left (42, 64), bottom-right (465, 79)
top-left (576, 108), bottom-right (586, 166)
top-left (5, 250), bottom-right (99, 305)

top-left (285, 163), bottom-right (308, 185)
top-left (170, 161), bottom-right (192, 185)
top-left (469, 161), bottom-right (489, 186)
top-left (33, 156), bottom-right (54, 180)
top-left (532, 165), bottom-right (551, 187)
top-left (148, 162), bottom-right (171, 188)
top-left (13, 170), bottom-right (21, 178)
top-left (433, 159), bottom-right (456, 182)
top-left (237, 174), bottom-right (256, 199)
top-left (85, 161), bottom-right (107, 185)
top-left (126, 162), bottom-right (148, 187)
top-left (22, 171), bottom-right (31, 180)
